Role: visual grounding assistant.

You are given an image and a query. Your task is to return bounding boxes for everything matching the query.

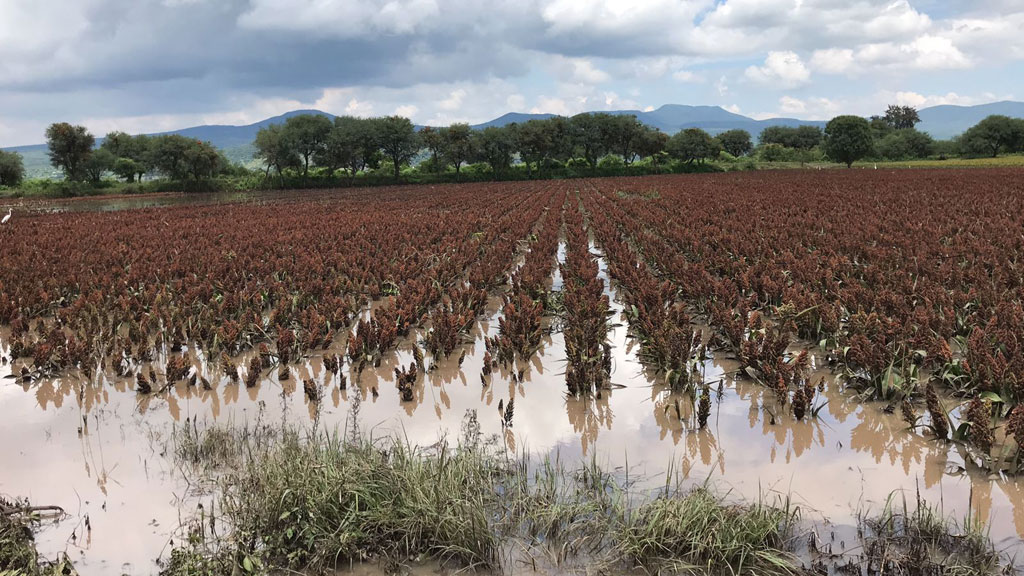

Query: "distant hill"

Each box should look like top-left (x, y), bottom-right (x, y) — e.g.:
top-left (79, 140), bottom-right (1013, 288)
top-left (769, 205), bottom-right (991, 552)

top-left (916, 101), bottom-right (1024, 140)
top-left (5, 101), bottom-right (1022, 178)
top-left (471, 112), bottom-right (556, 129)
top-left (464, 105), bottom-right (826, 135)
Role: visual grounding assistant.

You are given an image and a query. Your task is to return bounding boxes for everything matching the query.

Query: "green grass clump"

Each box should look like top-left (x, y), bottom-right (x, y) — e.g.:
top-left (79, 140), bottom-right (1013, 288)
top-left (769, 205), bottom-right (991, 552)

top-left (162, 416), bottom-right (1012, 576)
top-left (863, 490), bottom-right (1004, 576)
top-left (0, 501), bottom-right (75, 576)
top-left (162, 416), bottom-right (804, 576)
top-left (164, 422), bottom-right (503, 575)
top-left (618, 488), bottom-right (796, 574)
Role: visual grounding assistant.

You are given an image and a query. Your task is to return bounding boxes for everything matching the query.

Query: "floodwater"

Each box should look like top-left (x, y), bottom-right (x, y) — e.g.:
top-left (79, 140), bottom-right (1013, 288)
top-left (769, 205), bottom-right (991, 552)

top-left (2, 238), bottom-right (1024, 575)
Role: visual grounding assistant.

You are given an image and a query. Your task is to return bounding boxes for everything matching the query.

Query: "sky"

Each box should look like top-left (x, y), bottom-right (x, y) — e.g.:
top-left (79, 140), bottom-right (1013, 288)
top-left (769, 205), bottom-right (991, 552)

top-left (1, 0), bottom-right (1023, 147)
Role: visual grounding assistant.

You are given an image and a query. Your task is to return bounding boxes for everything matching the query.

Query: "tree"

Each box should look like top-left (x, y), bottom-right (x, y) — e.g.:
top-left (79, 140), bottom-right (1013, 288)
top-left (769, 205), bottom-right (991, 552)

top-left (0, 150), bottom-right (25, 187)
top-left (876, 129), bottom-right (935, 160)
top-left (181, 140), bottom-right (223, 181)
top-left (82, 148), bottom-right (115, 183)
top-left (473, 125), bottom-right (517, 178)
top-left (113, 157), bottom-right (141, 182)
top-left (636, 128), bottom-right (669, 165)
top-left (959, 115), bottom-right (1024, 157)
top-left (666, 128), bottom-right (721, 164)
top-left (254, 124), bottom-right (299, 177)
top-left (606, 115), bottom-right (647, 165)
top-left (282, 114), bottom-right (332, 178)
top-left (717, 129), bottom-right (753, 157)
top-left (102, 131), bottom-right (151, 182)
top-left (442, 123), bottom-right (475, 179)
top-left (147, 135), bottom-right (221, 181)
top-left (823, 115), bottom-right (874, 167)
top-left (570, 113), bottom-right (613, 171)
top-left (884, 105), bottom-right (920, 130)
top-left (868, 115), bottom-right (894, 140)
top-left (46, 122), bottom-right (95, 181)
top-left (374, 116), bottom-right (420, 181)
top-left (759, 125), bottom-right (822, 149)
top-left (319, 116), bottom-right (378, 179)
top-left (419, 126), bottom-right (447, 173)
top-left (148, 134), bottom-right (193, 180)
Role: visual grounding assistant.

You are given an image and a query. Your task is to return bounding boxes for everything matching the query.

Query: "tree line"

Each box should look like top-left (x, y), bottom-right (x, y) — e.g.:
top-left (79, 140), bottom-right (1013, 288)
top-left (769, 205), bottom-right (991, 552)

top-left (1, 107), bottom-right (1023, 189)
top-left (252, 112), bottom-right (677, 182)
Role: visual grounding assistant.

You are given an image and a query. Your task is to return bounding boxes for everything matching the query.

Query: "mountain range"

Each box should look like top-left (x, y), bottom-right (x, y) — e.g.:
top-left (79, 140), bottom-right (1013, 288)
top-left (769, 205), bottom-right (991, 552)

top-left (6, 101), bottom-right (1024, 179)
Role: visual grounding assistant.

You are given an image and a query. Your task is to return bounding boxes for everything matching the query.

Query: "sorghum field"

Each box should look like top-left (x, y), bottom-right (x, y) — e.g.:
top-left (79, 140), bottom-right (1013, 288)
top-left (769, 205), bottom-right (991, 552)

top-left (3, 168), bottom-right (1024, 574)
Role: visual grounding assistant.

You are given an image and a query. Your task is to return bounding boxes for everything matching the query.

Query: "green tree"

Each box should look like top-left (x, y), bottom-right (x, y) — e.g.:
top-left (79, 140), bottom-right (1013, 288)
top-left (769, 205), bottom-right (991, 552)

top-left (102, 131), bottom-right (150, 181)
top-left (113, 157), bottom-right (141, 182)
top-left (959, 115), bottom-right (1024, 157)
top-left (181, 140), bottom-right (223, 181)
top-left (82, 148), bottom-right (115, 183)
top-left (759, 125), bottom-right (822, 149)
top-left (717, 129), bottom-right (753, 157)
top-left (473, 125), bottom-right (517, 178)
top-left (606, 115), bottom-right (647, 165)
top-left (0, 150), bottom-right (25, 186)
top-left (319, 116), bottom-right (378, 178)
top-left (254, 124), bottom-right (299, 177)
top-left (148, 134), bottom-right (192, 180)
top-left (570, 113), bottom-right (613, 171)
top-left (282, 114), bottom-right (333, 178)
top-left (636, 127), bottom-right (669, 165)
top-left (667, 128), bottom-right (721, 164)
top-left (868, 116), bottom-right (894, 141)
top-left (442, 123), bottom-right (475, 179)
top-left (420, 126), bottom-right (446, 173)
top-left (823, 115), bottom-right (874, 167)
top-left (46, 122), bottom-right (95, 181)
top-left (876, 129), bottom-right (935, 160)
top-left (884, 105), bottom-right (920, 130)
top-left (374, 116), bottom-right (420, 181)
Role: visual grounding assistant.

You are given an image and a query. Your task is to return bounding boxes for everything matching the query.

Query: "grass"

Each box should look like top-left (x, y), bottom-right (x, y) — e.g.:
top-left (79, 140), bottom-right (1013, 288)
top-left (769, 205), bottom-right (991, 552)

top-left (861, 488), bottom-right (1007, 576)
top-left (855, 154), bottom-right (1024, 169)
top-left (0, 499), bottom-right (75, 576)
top-left (161, 411), bottom-right (804, 576)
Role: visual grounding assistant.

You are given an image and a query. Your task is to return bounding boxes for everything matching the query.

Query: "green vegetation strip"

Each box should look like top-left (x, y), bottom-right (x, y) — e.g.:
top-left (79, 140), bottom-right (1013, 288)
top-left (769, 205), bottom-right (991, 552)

top-left (158, 414), bottom-right (1013, 576)
top-left (163, 414), bottom-right (799, 575)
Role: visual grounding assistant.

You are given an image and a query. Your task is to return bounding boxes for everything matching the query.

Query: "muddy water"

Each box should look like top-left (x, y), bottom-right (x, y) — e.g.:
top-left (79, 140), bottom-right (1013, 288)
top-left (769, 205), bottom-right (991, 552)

top-left (2, 246), bottom-right (1024, 575)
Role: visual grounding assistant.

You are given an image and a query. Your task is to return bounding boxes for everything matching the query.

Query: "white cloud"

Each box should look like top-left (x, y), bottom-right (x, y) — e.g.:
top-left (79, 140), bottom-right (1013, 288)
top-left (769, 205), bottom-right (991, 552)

top-left (239, 0), bottom-right (443, 37)
top-left (554, 57), bottom-right (612, 84)
top-left (810, 48), bottom-right (856, 75)
top-left (776, 96), bottom-right (840, 119)
top-left (672, 69), bottom-right (703, 83)
top-left (394, 104), bottom-right (419, 117)
top-left (715, 75), bottom-right (729, 97)
top-left (531, 96), bottom-right (574, 116)
top-left (890, 91), bottom-right (983, 108)
top-left (344, 98), bottom-right (374, 117)
top-left (744, 51), bottom-right (811, 88)
top-left (439, 88), bottom-right (467, 111)
top-left (505, 94), bottom-right (526, 111)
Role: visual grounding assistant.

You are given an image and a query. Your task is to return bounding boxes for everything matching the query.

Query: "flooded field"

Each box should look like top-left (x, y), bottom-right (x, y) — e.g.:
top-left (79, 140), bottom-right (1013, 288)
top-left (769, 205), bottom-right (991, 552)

top-left (3, 170), bottom-right (1024, 575)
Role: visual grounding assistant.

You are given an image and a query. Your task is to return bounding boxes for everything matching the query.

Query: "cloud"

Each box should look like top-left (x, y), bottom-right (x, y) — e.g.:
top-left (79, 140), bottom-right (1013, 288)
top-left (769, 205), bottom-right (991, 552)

top-left (672, 70), bottom-right (704, 83)
top-left (556, 58), bottom-right (611, 84)
top-left (2, 0), bottom-right (1024, 146)
top-left (889, 91), bottom-right (987, 108)
top-left (776, 95), bottom-right (841, 119)
top-left (745, 51), bottom-right (811, 88)
top-left (715, 76), bottom-right (729, 97)
top-left (238, 0), bottom-right (443, 37)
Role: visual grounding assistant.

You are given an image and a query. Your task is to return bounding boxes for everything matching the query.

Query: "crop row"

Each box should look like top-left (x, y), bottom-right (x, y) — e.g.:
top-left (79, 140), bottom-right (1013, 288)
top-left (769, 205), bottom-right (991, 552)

top-left (583, 169), bottom-right (1024, 472)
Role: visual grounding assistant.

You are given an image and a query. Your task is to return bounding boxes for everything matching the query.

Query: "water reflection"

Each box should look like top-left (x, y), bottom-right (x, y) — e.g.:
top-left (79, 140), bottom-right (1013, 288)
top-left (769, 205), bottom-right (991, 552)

top-left (4, 262), bottom-right (1024, 574)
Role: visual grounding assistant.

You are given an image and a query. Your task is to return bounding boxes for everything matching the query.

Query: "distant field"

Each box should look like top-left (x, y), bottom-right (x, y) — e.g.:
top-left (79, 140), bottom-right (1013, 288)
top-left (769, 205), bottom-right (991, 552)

top-left (860, 154), bottom-right (1024, 169)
